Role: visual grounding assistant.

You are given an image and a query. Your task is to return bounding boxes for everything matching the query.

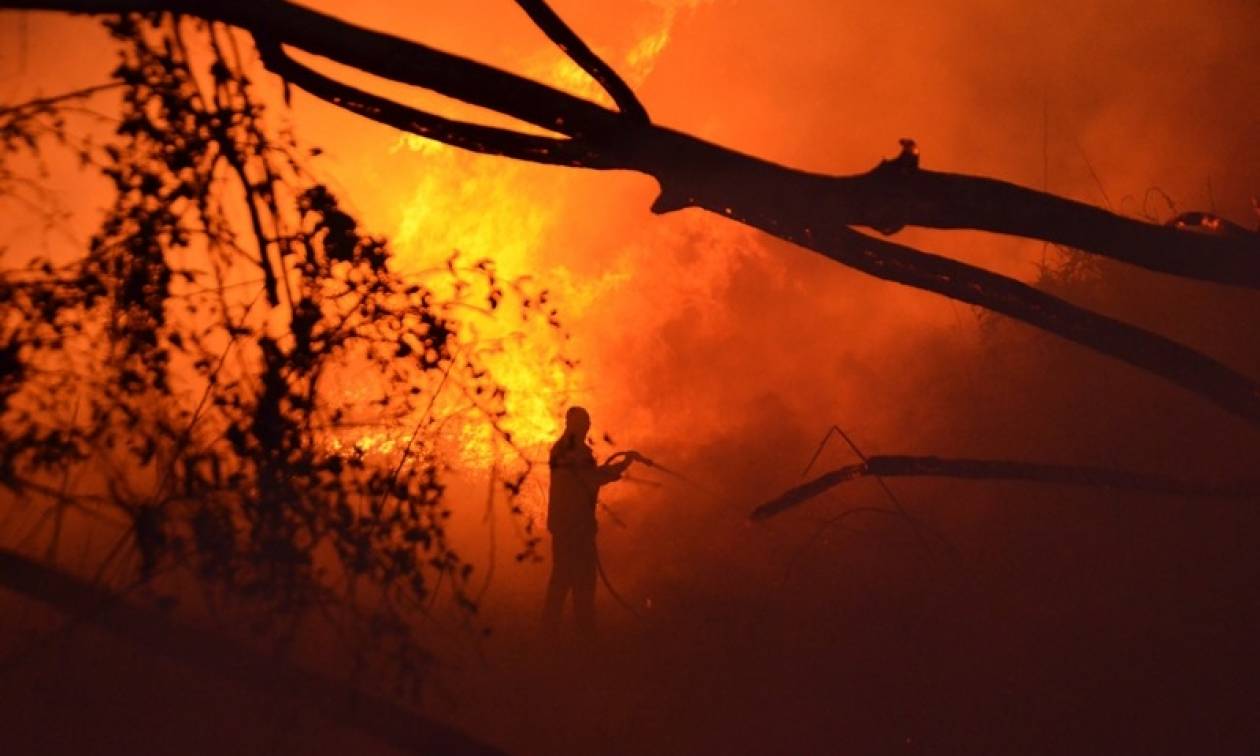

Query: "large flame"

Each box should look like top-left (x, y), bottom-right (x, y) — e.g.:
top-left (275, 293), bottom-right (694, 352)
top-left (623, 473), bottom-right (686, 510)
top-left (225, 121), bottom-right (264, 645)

top-left (377, 9), bottom-right (687, 469)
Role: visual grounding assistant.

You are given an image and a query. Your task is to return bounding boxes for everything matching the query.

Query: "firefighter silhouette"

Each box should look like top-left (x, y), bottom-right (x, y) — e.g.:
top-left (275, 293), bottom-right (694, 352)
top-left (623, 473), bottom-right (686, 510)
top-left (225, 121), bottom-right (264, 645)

top-left (542, 406), bottom-right (642, 636)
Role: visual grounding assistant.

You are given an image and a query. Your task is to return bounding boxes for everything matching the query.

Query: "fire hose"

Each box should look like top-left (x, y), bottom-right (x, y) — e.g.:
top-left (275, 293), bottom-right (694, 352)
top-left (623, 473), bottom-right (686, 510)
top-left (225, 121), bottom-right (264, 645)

top-left (593, 451), bottom-right (715, 620)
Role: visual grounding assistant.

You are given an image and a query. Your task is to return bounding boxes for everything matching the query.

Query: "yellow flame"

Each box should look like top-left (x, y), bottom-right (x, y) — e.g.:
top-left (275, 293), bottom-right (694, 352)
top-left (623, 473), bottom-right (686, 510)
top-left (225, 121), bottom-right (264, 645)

top-left (528, 5), bottom-right (676, 103)
top-left (365, 11), bottom-right (681, 469)
top-left (625, 12), bottom-right (673, 82)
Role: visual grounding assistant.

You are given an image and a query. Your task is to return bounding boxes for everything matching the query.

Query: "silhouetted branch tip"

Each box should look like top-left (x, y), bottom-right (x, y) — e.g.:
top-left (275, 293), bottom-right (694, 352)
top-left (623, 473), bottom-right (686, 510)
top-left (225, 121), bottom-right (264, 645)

top-left (0, 81), bottom-right (124, 116)
top-left (514, 0), bottom-right (649, 123)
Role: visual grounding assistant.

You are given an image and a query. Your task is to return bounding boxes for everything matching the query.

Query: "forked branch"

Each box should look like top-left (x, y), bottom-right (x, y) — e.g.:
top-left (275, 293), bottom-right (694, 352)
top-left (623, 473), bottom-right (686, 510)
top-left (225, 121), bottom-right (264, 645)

top-left (513, 0), bottom-right (649, 123)
top-left (254, 36), bottom-right (609, 167)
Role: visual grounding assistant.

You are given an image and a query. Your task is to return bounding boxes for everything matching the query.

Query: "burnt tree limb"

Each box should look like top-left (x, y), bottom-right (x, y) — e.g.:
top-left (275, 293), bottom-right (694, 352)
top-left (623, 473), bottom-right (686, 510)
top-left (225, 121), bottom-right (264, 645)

top-left (750, 455), bottom-right (1260, 521)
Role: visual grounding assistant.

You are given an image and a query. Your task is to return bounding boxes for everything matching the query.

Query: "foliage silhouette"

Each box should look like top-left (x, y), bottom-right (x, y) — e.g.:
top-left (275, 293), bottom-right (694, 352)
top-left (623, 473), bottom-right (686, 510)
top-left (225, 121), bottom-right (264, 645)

top-left (0, 13), bottom-right (567, 692)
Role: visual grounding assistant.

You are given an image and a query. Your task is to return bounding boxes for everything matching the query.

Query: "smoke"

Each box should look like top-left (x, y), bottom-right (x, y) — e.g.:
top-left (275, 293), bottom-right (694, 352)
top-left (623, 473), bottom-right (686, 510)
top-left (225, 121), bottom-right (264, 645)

top-left (3, 1), bottom-right (1259, 752)
top-left (225, 4), bottom-right (1260, 749)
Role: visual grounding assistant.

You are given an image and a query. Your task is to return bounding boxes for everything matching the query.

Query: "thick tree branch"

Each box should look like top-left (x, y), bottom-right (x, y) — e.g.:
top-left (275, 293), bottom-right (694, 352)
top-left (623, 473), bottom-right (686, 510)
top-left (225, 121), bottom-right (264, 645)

top-left (4, 0), bottom-right (625, 137)
top-left (632, 133), bottom-right (1260, 424)
top-left (831, 226), bottom-right (1260, 425)
top-left (750, 455), bottom-right (1260, 521)
top-left (635, 133), bottom-right (1260, 287)
top-left (254, 37), bottom-right (608, 167)
top-left (842, 162), bottom-right (1260, 287)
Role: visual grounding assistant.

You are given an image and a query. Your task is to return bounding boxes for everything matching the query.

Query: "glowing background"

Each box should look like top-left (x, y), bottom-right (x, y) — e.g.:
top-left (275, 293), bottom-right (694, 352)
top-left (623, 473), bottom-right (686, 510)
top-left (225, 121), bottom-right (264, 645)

top-left (2, 3), bottom-right (1260, 752)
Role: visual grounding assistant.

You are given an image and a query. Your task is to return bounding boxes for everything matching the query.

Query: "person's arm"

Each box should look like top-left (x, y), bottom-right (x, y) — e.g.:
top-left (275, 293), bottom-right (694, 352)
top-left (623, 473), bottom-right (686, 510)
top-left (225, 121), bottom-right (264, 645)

top-left (595, 450), bottom-right (642, 484)
top-left (552, 443), bottom-right (623, 490)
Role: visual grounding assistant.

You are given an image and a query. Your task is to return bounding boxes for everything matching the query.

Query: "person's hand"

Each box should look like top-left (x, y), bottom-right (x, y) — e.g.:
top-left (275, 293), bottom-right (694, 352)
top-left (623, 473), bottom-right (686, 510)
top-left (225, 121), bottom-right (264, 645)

top-left (625, 450), bottom-right (653, 466)
top-left (606, 449), bottom-right (653, 467)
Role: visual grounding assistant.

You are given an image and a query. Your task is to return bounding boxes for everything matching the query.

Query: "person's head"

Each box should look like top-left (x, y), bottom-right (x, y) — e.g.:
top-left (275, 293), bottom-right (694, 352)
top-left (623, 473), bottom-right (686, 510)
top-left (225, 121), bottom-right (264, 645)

top-left (564, 406), bottom-right (591, 439)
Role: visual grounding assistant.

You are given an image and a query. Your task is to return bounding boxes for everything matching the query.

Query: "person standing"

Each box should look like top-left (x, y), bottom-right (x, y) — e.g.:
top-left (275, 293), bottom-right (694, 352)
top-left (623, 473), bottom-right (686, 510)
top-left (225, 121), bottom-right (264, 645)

top-left (542, 406), bottom-right (641, 637)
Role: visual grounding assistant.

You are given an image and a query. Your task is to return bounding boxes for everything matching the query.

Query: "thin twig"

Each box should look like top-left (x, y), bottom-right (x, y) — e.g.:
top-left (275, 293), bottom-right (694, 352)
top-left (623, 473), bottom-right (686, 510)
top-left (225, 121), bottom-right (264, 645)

top-left (0, 81), bottom-right (123, 116)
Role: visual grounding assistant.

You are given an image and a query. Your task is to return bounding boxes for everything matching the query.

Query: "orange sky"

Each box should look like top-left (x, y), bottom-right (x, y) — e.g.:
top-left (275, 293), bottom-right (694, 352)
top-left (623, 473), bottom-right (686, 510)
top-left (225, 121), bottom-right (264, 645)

top-left (2, 0), bottom-right (1259, 558)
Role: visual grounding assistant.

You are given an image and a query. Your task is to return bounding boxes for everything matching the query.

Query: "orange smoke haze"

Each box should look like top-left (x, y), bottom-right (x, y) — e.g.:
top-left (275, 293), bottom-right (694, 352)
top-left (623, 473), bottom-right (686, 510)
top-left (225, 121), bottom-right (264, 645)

top-left (3, 3), bottom-right (1260, 752)
top-left (271, 0), bottom-right (1260, 504)
top-left (4, 0), bottom-right (1257, 469)
top-left (5, 0), bottom-right (1260, 594)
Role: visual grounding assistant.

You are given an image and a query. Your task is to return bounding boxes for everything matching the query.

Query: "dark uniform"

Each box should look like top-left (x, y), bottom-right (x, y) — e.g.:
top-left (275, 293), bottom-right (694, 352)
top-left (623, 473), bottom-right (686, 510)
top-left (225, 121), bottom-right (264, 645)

top-left (543, 430), bottom-right (626, 636)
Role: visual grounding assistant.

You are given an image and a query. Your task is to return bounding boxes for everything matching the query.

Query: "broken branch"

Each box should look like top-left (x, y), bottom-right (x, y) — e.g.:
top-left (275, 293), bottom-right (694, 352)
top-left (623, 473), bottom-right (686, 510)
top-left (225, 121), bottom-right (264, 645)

top-left (751, 455), bottom-right (1260, 521)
